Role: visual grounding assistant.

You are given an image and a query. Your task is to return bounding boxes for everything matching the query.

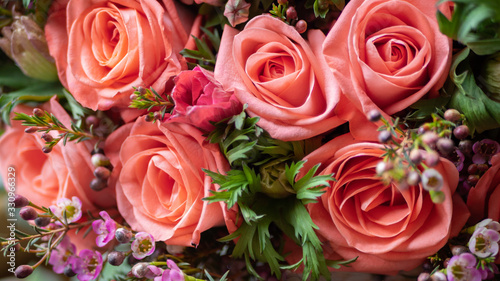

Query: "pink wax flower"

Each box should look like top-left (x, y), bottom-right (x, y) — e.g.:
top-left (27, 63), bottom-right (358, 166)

top-left (472, 139), bottom-right (500, 165)
top-left (70, 249), bottom-right (103, 281)
top-left (469, 226), bottom-right (500, 258)
top-left (158, 259), bottom-right (184, 281)
top-left (50, 196), bottom-right (82, 224)
top-left (92, 211), bottom-right (117, 247)
top-left (446, 253), bottom-right (482, 281)
top-left (48, 236), bottom-right (76, 274)
top-left (131, 232), bottom-right (156, 260)
top-left (169, 66), bottom-right (243, 132)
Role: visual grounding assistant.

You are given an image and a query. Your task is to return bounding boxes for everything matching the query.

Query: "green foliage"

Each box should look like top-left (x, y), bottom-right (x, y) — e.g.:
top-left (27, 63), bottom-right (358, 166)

top-left (448, 48), bottom-right (500, 133)
top-left (180, 27), bottom-right (221, 71)
top-left (437, 0), bottom-right (500, 55)
top-left (129, 86), bottom-right (174, 121)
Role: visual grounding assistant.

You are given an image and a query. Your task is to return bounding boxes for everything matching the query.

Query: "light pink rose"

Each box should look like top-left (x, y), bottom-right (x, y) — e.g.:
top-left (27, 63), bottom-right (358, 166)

top-left (45, 0), bottom-right (198, 112)
top-left (288, 133), bottom-right (469, 274)
top-left (169, 66), bottom-right (243, 132)
top-left (215, 15), bottom-right (344, 141)
top-left (322, 0), bottom-right (452, 140)
top-left (105, 117), bottom-right (229, 246)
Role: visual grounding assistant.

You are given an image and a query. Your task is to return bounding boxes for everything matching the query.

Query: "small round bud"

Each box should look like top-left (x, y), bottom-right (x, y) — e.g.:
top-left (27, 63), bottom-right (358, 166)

top-left (154, 112), bottom-right (162, 121)
top-left (63, 264), bottom-right (76, 277)
top-left (378, 130), bottom-right (392, 143)
top-left (130, 93), bottom-right (137, 101)
top-left (94, 166), bottom-right (111, 180)
top-left (33, 108), bottom-right (44, 117)
top-left (466, 174), bottom-right (480, 186)
top-left (418, 273), bottom-right (431, 281)
top-left (418, 124), bottom-right (431, 135)
top-left (376, 161), bottom-right (389, 175)
top-left (409, 149), bottom-right (423, 164)
top-left (458, 140), bottom-right (473, 155)
top-left (24, 127), bottom-right (38, 134)
top-left (41, 133), bottom-right (53, 142)
top-left (131, 262), bottom-right (149, 278)
top-left (429, 190), bottom-right (445, 204)
top-left (90, 178), bottom-right (107, 191)
top-left (15, 265), bottom-right (33, 278)
top-left (406, 171), bottom-right (421, 186)
top-left (277, 0), bottom-right (287, 4)
top-left (42, 146), bottom-right (52, 154)
top-left (295, 20), bottom-right (307, 34)
top-left (34, 216), bottom-right (51, 227)
top-left (367, 109), bottom-right (382, 122)
top-left (436, 138), bottom-right (455, 155)
top-left (108, 251), bottom-right (126, 266)
top-left (477, 164), bottom-right (489, 173)
top-left (430, 272), bottom-right (447, 281)
top-left (444, 109), bottom-right (461, 122)
top-left (453, 125), bottom-right (469, 140)
top-left (425, 151), bottom-right (440, 167)
top-left (136, 86), bottom-right (146, 95)
top-left (85, 116), bottom-right (100, 127)
top-left (467, 164), bottom-right (478, 175)
top-left (14, 194), bottom-right (29, 208)
top-left (115, 228), bottom-right (133, 244)
top-left (20, 207), bottom-right (38, 221)
top-left (421, 131), bottom-right (439, 146)
top-left (145, 114), bottom-right (154, 122)
top-left (91, 153), bottom-right (111, 167)
top-left (451, 245), bottom-right (467, 256)
top-left (286, 6), bottom-right (298, 20)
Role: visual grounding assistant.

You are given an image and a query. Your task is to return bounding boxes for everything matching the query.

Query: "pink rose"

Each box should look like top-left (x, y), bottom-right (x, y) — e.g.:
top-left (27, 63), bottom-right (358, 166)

top-left (322, 0), bottom-right (452, 139)
top-left (105, 117), bottom-right (229, 246)
top-left (294, 134), bottom-right (469, 274)
top-left (467, 153), bottom-right (500, 224)
top-left (0, 98), bottom-right (117, 249)
top-left (215, 15), bottom-right (344, 141)
top-left (169, 66), bottom-right (243, 132)
top-left (45, 0), bottom-right (198, 111)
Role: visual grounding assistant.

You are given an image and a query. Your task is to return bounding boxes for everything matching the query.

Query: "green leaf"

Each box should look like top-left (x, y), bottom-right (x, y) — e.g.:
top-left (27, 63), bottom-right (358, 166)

top-left (61, 89), bottom-right (90, 119)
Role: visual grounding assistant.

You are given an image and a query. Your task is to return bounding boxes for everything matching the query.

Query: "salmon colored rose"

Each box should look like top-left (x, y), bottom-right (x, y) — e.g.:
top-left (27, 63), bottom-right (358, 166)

top-left (215, 15), bottom-right (344, 141)
top-left (105, 117), bottom-right (229, 246)
top-left (323, 0), bottom-right (452, 140)
top-left (467, 153), bottom-right (500, 224)
top-left (296, 134), bottom-right (469, 274)
top-left (45, 0), bottom-right (197, 111)
top-left (0, 98), bottom-right (117, 249)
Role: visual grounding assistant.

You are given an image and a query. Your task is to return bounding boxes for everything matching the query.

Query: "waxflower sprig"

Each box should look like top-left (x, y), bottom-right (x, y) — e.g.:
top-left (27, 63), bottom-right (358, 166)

top-left (13, 108), bottom-right (96, 153)
top-left (369, 108), bottom-right (470, 203)
top-left (129, 86), bottom-right (174, 122)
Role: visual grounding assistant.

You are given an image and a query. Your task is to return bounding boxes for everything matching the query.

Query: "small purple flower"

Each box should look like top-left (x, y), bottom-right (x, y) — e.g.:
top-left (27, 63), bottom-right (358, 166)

top-left (50, 196), bottom-right (82, 224)
top-left (447, 148), bottom-right (465, 172)
top-left (158, 260), bottom-right (184, 281)
top-left (48, 236), bottom-right (76, 274)
top-left (476, 218), bottom-right (500, 232)
top-left (446, 253), bottom-right (482, 281)
top-left (92, 211), bottom-right (117, 247)
top-left (472, 139), bottom-right (500, 165)
top-left (147, 265), bottom-right (163, 279)
top-left (70, 250), bottom-right (103, 281)
top-left (421, 168), bottom-right (444, 191)
top-left (469, 226), bottom-right (500, 258)
top-left (131, 232), bottom-right (155, 260)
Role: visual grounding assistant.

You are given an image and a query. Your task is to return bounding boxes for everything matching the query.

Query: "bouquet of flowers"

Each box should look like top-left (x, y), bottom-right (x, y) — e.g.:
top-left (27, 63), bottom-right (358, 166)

top-left (0, 0), bottom-right (499, 280)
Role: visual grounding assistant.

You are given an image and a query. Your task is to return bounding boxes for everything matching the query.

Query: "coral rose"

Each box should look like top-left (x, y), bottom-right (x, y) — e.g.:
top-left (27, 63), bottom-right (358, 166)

top-left (45, 0), bottom-right (198, 111)
top-left (467, 153), bottom-right (500, 224)
top-left (322, 0), bottom-right (452, 139)
top-left (297, 134), bottom-right (469, 274)
top-left (105, 117), bottom-right (229, 246)
top-left (169, 66), bottom-right (243, 132)
top-left (215, 15), bottom-right (344, 141)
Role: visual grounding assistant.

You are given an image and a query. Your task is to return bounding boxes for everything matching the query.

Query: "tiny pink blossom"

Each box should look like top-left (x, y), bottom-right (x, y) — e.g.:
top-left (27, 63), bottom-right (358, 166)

top-left (70, 250), bottom-right (103, 281)
top-left (92, 211), bottom-right (117, 247)
top-left (421, 168), bottom-right (444, 191)
top-left (224, 0), bottom-right (251, 27)
top-left (159, 260), bottom-right (184, 281)
top-left (131, 232), bottom-right (156, 260)
top-left (469, 226), bottom-right (500, 258)
top-left (50, 197), bottom-right (82, 224)
top-left (446, 253), bottom-right (482, 281)
top-left (48, 236), bottom-right (76, 274)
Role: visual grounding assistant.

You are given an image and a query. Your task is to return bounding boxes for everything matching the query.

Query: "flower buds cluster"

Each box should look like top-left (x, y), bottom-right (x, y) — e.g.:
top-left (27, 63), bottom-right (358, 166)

top-left (90, 149), bottom-right (112, 191)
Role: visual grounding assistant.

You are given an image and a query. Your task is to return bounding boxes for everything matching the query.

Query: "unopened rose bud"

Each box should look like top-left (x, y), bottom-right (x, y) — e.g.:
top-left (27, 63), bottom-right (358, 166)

top-left (108, 251), bottom-right (126, 266)
top-left (286, 6), bottom-right (298, 20)
top-left (41, 133), bottom-right (53, 142)
top-left (91, 153), bottom-right (110, 167)
top-left (295, 20), bottom-right (307, 34)
top-left (94, 166), bottom-right (111, 180)
top-left (20, 207), bottom-right (38, 221)
top-left (14, 194), bottom-right (29, 208)
top-left (90, 178), bottom-right (107, 191)
top-left (14, 265), bottom-right (33, 278)
top-left (0, 16), bottom-right (58, 81)
top-left (453, 125), bottom-right (469, 140)
top-left (444, 109), bottom-right (461, 122)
